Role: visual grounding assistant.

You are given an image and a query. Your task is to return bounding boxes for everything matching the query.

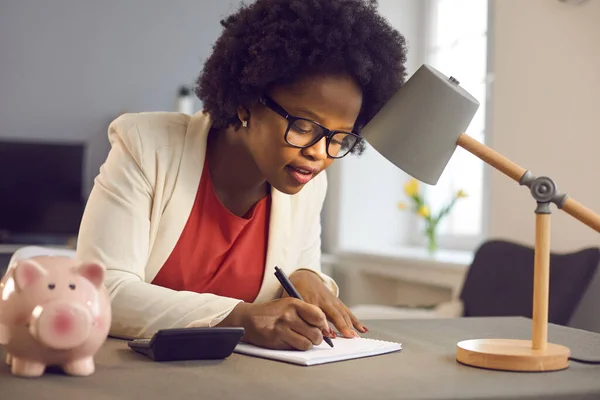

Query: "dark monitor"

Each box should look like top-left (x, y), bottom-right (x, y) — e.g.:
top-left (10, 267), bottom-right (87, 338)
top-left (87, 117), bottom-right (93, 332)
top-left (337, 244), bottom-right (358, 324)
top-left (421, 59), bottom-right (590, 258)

top-left (0, 140), bottom-right (86, 243)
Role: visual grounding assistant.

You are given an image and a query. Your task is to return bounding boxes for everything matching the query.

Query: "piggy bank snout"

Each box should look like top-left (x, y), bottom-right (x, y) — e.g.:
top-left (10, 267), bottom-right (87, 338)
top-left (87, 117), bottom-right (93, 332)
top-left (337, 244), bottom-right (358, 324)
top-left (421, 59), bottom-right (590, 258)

top-left (29, 301), bottom-right (92, 350)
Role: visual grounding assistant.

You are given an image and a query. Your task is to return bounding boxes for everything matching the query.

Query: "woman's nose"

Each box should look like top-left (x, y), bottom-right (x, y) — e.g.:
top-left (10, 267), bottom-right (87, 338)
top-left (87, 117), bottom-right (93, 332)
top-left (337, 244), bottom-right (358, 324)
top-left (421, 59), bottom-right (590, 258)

top-left (302, 137), bottom-right (328, 161)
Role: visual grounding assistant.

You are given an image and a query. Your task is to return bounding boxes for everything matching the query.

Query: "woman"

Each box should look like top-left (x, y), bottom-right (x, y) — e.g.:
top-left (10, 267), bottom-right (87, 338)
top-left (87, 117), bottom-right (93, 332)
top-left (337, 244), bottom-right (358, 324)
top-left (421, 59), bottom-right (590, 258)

top-left (76, 0), bottom-right (408, 350)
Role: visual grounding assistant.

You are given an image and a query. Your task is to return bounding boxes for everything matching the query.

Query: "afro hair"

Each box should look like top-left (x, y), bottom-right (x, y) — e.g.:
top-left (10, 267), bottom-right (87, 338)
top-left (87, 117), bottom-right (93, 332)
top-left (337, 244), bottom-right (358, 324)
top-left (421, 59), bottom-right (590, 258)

top-left (195, 0), bottom-right (408, 154)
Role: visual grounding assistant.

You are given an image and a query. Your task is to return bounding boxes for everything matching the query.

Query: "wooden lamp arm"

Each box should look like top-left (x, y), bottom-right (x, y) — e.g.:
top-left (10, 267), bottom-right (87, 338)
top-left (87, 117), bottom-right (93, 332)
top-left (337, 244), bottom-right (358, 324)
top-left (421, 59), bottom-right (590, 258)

top-left (561, 198), bottom-right (600, 233)
top-left (456, 133), bottom-right (600, 233)
top-left (456, 133), bottom-right (526, 182)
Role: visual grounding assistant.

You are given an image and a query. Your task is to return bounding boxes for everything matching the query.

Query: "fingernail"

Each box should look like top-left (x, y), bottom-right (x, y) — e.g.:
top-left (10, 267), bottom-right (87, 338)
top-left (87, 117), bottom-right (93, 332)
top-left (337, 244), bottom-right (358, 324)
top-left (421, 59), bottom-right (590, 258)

top-left (329, 328), bottom-right (336, 337)
top-left (361, 325), bottom-right (369, 333)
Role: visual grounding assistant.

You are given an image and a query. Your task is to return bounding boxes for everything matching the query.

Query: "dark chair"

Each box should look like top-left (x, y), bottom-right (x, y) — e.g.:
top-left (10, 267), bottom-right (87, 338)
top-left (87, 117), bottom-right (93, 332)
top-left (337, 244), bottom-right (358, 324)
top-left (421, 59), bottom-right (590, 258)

top-left (460, 239), bottom-right (600, 325)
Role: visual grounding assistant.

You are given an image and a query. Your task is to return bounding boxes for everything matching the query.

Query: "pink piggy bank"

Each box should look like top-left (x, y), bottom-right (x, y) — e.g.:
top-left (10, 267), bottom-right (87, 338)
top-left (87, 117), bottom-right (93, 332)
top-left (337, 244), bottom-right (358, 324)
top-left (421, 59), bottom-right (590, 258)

top-left (0, 256), bottom-right (111, 377)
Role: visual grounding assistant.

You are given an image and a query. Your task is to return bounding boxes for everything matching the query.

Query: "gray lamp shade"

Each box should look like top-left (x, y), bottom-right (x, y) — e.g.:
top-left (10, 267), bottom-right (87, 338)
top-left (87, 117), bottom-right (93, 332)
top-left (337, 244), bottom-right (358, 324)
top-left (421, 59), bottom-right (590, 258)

top-left (361, 64), bottom-right (480, 185)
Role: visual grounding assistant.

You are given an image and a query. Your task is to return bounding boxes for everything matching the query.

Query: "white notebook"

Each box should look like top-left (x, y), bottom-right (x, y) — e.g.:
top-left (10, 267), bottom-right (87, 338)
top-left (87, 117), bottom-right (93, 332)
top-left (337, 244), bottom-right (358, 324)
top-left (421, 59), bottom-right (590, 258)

top-left (234, 337), bottom-right (402, 366)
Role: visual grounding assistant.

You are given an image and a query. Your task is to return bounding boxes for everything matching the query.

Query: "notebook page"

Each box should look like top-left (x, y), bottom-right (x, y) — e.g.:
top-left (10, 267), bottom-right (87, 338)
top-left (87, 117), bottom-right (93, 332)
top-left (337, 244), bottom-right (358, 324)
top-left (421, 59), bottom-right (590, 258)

top-left (234, 337), bottom-right (402, 366)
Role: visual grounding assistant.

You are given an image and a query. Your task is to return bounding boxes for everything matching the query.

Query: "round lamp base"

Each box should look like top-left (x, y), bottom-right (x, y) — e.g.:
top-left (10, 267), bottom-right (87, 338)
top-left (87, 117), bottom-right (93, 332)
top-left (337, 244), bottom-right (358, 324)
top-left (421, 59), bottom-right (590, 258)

top-left (456, 339), bottom-right (570, 372)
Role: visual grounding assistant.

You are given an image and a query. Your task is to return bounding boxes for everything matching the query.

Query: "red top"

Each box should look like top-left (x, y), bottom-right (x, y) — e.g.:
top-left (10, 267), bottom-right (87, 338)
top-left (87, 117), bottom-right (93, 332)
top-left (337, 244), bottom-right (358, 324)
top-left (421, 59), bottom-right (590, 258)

top-left (152, 158), bottom-right (270, 303)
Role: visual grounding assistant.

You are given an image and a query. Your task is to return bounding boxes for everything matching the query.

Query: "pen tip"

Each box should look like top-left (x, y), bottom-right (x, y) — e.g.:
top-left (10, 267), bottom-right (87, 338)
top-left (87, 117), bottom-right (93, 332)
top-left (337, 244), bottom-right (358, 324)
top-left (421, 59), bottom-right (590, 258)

top-left (324, 336), bottom-right (334, 347)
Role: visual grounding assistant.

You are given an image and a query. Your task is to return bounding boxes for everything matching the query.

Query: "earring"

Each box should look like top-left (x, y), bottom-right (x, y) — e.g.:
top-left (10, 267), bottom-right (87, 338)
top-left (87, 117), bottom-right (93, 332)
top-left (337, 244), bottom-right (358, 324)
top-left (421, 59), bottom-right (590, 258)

top-left (242, 120), bottom-right (248, 128)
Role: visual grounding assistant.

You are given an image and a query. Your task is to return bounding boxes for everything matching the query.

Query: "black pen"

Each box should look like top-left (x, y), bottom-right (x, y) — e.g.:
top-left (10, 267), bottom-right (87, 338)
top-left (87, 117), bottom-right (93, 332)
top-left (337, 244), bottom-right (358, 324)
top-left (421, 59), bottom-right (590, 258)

top-left (274, 266), bottom-right (334, 348)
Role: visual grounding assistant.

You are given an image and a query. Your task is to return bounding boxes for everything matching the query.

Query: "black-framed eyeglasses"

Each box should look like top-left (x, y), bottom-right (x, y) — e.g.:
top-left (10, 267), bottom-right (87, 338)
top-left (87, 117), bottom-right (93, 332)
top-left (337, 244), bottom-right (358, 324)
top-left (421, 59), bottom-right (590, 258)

top-left (259, 95), bottom-right (362, 159)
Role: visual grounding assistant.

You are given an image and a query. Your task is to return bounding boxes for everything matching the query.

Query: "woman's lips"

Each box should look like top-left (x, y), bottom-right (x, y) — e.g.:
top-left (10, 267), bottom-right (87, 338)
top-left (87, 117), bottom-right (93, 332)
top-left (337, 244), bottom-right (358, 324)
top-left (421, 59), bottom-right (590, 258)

top-left (286, 165), bottom-right (315, 184)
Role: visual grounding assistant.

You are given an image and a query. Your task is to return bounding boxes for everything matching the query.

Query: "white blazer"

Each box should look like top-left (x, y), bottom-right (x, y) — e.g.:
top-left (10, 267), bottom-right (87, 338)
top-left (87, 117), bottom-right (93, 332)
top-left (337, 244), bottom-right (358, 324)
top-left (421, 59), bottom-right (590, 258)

top-left (72, 111), bottom-right (339, 339)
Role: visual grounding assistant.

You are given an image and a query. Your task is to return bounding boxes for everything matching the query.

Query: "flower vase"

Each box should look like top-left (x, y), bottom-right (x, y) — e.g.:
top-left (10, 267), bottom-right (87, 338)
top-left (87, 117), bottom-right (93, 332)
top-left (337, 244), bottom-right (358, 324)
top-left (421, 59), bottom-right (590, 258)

top-left (425, 225), bottom-right (438, 254)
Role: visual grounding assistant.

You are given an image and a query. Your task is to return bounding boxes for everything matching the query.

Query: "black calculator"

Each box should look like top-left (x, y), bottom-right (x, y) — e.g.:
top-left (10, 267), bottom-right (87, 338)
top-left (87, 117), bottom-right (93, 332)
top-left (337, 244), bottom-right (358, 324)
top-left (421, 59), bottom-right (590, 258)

top-left (127, 327), bottom-right (245, 362)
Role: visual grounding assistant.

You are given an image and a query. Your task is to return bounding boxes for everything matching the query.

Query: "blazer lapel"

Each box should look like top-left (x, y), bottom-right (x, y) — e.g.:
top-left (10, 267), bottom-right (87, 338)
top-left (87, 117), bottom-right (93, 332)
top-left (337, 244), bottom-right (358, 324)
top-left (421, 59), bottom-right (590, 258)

top-left (253, 187), bottom-right (292, 303)
top-left (145, 111), bottom-right (210, 281)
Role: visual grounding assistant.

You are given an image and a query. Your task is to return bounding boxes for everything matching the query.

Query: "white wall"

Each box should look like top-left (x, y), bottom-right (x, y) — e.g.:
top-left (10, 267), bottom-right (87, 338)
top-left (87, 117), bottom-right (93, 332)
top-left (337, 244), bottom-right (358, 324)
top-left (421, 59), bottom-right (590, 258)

top-left (488, 0), bottom-right (600, 252)
top-left (321, 0), bottom-right (427, 254)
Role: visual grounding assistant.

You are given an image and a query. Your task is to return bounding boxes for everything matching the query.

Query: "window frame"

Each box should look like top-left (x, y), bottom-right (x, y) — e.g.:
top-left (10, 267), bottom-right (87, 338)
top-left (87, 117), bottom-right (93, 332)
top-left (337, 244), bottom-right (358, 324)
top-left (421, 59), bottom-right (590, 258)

top-left (410, 0), bottom-right (494, 252)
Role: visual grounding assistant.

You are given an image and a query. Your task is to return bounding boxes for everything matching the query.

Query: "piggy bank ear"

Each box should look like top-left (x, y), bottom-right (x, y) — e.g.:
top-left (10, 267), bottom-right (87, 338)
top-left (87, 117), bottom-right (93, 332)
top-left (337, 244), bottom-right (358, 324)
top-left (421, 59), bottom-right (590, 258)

top-left (75, 262), bottom-right (105, 288)
top-left (14, 259), bottom-right (48, 290)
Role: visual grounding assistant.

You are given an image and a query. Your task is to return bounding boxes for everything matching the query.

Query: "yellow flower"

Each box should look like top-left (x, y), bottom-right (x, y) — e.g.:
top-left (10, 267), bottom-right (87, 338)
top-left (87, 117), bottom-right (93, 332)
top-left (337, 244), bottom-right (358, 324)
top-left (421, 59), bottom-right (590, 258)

top-left (457, 189), bottom-right (468, 198)
top-left (397, 202), bottom-right (408, 210)
top-left (404, 178), bottom-right (419, 197)
top-left (417, 205), bottom-right (430, 218)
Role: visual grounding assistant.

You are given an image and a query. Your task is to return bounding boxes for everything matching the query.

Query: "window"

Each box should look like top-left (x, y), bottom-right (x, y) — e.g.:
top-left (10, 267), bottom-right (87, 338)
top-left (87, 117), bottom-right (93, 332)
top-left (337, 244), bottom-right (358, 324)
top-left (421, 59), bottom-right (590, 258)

top-left (417, 0), bottom-right (490, 250)
top-left (321, 0), bottom-right (490, 256)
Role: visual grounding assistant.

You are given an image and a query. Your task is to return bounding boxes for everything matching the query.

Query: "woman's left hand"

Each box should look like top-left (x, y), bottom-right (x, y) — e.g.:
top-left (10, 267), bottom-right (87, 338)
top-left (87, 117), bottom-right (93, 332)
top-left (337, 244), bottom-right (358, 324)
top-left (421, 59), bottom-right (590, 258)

top-left (283, 270), bottom-right (368, 338)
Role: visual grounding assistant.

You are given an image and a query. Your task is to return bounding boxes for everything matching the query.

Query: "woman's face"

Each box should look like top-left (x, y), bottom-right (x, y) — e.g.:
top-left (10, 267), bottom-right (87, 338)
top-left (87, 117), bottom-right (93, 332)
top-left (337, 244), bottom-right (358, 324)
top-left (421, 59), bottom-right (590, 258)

top-left (241, 74), bottom-right (363, 195)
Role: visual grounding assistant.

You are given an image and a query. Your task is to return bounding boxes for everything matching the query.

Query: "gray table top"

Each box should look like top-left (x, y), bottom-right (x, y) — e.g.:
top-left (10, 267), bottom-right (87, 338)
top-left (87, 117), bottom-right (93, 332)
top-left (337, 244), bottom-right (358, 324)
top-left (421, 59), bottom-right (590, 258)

top-left (1, 316), bottom-right (599, 400)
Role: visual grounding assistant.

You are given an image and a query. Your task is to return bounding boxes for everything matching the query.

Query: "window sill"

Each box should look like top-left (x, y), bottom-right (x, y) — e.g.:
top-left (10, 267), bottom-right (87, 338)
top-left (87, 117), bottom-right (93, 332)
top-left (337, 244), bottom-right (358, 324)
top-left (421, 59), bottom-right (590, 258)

top-left (334, 244), bottom-right (473, 266)
top-left (323, 244), bottom-right (473, 297)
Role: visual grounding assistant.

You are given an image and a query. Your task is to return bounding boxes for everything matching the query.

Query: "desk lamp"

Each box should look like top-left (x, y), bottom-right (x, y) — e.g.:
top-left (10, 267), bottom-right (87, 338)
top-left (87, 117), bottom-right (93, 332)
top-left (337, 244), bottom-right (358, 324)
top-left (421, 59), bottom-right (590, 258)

top-left (361, 64), bottom-right (600, 372)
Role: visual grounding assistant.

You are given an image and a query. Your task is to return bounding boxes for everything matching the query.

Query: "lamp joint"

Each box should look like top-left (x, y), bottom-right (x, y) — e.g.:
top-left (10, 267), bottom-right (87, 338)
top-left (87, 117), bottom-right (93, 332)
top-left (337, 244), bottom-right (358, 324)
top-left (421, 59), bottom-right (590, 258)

top-left (519, 171), bottom-right (569, 214)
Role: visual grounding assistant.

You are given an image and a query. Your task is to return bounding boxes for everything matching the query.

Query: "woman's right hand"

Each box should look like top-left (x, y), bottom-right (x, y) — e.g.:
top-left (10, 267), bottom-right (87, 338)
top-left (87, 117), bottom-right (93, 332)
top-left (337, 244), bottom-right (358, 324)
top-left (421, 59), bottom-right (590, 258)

top-left (218, 298), bottom-right (333, 350)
